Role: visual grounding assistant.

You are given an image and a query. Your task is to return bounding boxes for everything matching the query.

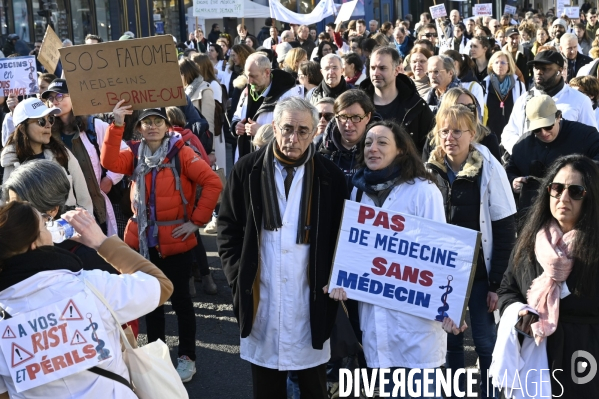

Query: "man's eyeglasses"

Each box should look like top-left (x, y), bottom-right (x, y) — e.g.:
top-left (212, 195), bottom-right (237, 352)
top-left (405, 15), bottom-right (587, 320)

top-left (46, 93), bottom-right (69, 103)
top-left (140, 118), bottom-right (166, 128)
top-left (336, 114), bottom-right (369, 123)
top-left (277, 124), bottom-right (312, 139)
top-left (423, 33), bottom-right (438, 38)
top-left (29, 115), bottom-right (55, 127)
top-left (548, 182), bottom-right (587, 200)
top-left (318, 112), bottom-right (335, 122)
top-left (438, 129), bottom-right (469, 139)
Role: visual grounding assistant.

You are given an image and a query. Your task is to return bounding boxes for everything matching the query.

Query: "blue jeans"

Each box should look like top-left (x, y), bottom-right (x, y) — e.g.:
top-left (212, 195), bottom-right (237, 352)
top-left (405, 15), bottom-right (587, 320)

top-left (446, 280), bottom-right (498, 399)
top-left (381, 368), bottom-right (443, 399)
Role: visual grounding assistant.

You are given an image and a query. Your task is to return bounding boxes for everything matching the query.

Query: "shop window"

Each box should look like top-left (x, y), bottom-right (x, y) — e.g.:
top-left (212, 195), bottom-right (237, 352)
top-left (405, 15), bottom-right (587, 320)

top-left (32, 0), bottom-right (68, 43)
top-left (153, 0), bottom-right (179, 37)
top-left (69, 0), bottom-right (93, 43)
top-left (95, 0), bottom-right (111, 41)
top-left (12, 0), bottom-right (30, 42)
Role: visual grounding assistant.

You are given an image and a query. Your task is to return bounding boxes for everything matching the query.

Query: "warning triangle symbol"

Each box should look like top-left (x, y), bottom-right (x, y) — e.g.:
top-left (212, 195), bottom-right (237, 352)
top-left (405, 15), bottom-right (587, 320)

top-left (60, 299), bottom-right (84, 321)
top-left (70, 329), bottom-right (88, 345)
top-left (11, 343), bottom-right (34, 367)
top-left (2, 326), bottom-right (16, 339)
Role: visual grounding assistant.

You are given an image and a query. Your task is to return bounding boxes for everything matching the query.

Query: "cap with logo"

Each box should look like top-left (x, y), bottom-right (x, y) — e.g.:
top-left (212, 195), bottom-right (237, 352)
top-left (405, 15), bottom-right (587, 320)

top-left (13, 98), bottom-right (61, 126)
top-left (526, 94), bottom-right (559, 132)
top-left (505, 27), bottom-right (519, 37)
top-left (526, 50), bottom-right (564, 68)
top-left (41, 79), bottom-right (69, 100)
top-left (136, 108), bottom-right (168, 125)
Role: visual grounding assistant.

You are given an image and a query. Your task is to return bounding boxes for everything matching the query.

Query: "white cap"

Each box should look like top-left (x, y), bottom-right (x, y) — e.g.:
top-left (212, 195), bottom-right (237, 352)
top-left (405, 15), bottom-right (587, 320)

top-left (13, 98), bottom-right (61, 127)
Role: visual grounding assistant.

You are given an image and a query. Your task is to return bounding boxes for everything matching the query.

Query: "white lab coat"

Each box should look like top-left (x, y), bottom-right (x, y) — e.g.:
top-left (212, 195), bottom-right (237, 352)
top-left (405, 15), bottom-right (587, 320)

top-left (439, 36), bottom-right (471, 55)
top-left (461, 81), bottom-right (485, 112)
top-left (501, 84), bottom-right (598, 154)
top-left (240, 161), bottom-right (330, 370)
top-left (0, 269), bottom-right (160, 398)
top-left (351, 179), bottom-right (448, 369)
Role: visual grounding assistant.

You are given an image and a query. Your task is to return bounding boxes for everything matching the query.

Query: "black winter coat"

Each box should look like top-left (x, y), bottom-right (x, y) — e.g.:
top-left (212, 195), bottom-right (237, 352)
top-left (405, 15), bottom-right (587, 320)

top-left (497, 253), bottom-right (599, 397)
top-left (216, 147), bottom-right (348, 349)
top-left (360, 74), bottom-right (434, 153)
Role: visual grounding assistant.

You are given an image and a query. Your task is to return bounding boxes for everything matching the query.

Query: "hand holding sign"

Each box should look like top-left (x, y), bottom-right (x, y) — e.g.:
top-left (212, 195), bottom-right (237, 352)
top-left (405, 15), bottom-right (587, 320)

top-left (112, 99), bottom-right (133, 126)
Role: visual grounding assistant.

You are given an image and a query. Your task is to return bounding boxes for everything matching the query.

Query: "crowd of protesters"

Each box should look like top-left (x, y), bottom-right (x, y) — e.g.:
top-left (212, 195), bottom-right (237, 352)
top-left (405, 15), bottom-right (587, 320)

top-left (0, 4), bottom-right (598, 398)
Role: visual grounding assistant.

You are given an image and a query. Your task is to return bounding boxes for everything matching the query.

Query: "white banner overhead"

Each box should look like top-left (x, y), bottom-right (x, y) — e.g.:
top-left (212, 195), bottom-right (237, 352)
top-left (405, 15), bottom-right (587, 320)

top-left (270, 0), bottom-right (336, 25)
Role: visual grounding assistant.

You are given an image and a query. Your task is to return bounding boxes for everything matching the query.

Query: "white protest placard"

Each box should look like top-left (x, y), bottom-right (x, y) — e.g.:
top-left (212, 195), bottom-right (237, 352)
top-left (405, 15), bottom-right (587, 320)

top-left (473, 3), bottom-right (493, 16)
top-left (335, 0), bottom-right (358, 24)
top-left (0, 56), bottom-right (38, 96)
top-left (429, 4), bottom-right (447, 19)
top-left (504, 4), bottom-right (517, 15)
top-left (328, 201), bottom-right (480, 325)
top-left (557, 0), bottom-right (569, 17)
top-left (564, 6), bottom-right (580, 19)
top-left (0, 291), bottom-right (115, 392)
top-left (193, 0), bottom-right (243, 18)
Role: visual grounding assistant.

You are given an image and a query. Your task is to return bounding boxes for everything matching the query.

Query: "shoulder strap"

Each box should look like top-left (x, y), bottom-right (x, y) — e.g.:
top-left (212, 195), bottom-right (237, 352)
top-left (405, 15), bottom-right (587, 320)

top-left (356, 189), bottom-right (363, 203)
top-left (88, 366), bottom-right (134, 391)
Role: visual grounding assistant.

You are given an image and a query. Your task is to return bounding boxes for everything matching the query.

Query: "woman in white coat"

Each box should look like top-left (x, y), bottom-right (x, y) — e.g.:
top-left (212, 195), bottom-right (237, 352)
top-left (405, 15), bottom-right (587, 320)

top-left (0, 98), bottom-right (93, 213)
top-left (328, 120), bottom-right (464, 398)
top-left (482, 51), bottom-right (526, 146)
top-left (179, 58), bottom-right (215, 136)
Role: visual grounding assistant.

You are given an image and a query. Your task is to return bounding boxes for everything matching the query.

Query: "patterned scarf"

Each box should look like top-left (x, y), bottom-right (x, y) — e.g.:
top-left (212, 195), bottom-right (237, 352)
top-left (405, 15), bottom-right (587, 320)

top-left (261, 140), bottom-right (315, 244)
top-left (527, 220), bottom-right (577, 345)
top-left (132, 137), bottom-right (170, 259)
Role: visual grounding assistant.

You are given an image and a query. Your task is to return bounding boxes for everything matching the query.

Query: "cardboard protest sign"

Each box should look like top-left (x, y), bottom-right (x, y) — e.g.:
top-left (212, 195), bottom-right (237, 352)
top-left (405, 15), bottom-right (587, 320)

top-left (564, 6), bottom-right (580, 18)
top-left (473, 3), bottom-right (493, 16)
top-left (504, 5), bottom-right (517, 15)
top-left (429, 4), bottom-right (447, 19)
top-left (59, 36), bottom-right (186, 116)
top-left (38, 26), bottom-right (62, 74)
top-left (193, 0), bottom-right (243, 18)
top-left (0, 291), bottom-right (115, 392)
top-left (335, 0), bottom-right (358, 24)
top-left (0, 56), bottom-right (38, 96)
top-left (328, 201), bottom-right (480, 325)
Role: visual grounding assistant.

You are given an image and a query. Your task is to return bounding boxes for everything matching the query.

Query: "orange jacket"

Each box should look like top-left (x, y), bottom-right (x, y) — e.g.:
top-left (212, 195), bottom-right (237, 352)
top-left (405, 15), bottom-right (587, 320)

top-left (100, 123), bottom-right (222, 257)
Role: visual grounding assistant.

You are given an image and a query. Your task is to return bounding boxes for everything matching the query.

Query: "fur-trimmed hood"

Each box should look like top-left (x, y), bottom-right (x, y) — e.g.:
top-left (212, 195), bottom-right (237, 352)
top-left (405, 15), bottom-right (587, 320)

top-left (426, 144), bottom-right (483, 179)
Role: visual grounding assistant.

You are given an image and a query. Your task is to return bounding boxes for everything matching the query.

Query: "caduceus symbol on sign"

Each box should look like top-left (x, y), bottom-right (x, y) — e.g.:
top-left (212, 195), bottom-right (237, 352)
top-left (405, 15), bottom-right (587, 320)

top-left (435, 275), bottom-right (454, 321)
top-left (85, 313), bottom-right (111, 361)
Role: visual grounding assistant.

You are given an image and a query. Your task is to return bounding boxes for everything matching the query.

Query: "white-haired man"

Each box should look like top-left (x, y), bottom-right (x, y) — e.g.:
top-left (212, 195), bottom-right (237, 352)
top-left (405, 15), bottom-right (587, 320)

top-left (232, 53), bottom-right (303, 159)
top-left (218, 97), bottom-right (347, 399)
top-left (308, 54), bottom-right (347, 104)
top-left (560, 32), bottom-right (592, 82)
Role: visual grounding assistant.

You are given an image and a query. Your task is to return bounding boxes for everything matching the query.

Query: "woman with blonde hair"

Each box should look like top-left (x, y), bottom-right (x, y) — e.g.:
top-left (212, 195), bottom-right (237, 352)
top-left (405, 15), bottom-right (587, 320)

top-left (422, 87), bottom-right (500, 161)
top-left (281, 47), bottom-right (307, 79)
top-left (426, 104), bottom-right (516, 399)
top-left (482, 51), bottom-right (526, 146)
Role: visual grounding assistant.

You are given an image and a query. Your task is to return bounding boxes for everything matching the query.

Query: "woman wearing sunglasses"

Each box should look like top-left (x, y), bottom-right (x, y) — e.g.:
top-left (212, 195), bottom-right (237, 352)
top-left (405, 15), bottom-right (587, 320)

top-left (426, 105), bottom-right (516, 399)
top-left (497, 154), bottom-right (599, 398)
top-left (505, 95), bottom-right (599, 226)
top-left (101, 102), bottom-right (222, 382)
top-left (482, 51), bottom-right (526, 148)
top-left (42, 78), bottom-right (125, 237)
top-left (0, 98), bottom-right (93, 212)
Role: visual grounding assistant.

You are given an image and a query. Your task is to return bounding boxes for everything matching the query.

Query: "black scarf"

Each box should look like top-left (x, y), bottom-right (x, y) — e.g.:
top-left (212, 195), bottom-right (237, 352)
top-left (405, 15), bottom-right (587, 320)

top-left (540, 77), bottom-right (565, 97)
top-left (352, 165), bottom-right (402, 195)
top-left (0, 246), bottom-right (83, 292)
top-left (261, 140), bottom-right (315, 244)
top-left (321, 79), bottom-right (348, 97)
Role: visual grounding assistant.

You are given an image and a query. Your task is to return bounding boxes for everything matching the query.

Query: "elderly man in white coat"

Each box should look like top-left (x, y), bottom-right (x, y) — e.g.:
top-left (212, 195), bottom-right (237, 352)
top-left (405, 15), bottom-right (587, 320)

top-left (501, 50), bottom-right (597, 155)
top-left (231, 53), bottom-right (303, 161)
top-left (218, 97), bottom-right (348, 399)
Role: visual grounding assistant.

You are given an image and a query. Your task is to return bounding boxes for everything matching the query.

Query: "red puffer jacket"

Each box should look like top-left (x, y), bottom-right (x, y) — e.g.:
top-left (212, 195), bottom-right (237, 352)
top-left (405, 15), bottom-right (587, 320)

top-left (100, 123), bottom-right (222, 257)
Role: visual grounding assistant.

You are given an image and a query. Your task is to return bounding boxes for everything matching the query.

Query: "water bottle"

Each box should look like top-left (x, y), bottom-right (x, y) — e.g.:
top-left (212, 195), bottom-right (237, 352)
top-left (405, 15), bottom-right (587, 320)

top-left (47, 219), bottom-right (76, 243)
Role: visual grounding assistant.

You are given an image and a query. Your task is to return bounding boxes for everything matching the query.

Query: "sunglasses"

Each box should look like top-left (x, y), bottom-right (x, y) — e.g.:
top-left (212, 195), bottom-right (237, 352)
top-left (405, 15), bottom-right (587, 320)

top-left (532, 124), bottom-right (554, 135)
top-left (423, 33), bottom-right (438, 38)
top-left (548, 182), bottom-right (587, 200)
top-left (29, 115), bottom-right (55, 127)
top-left (318, 112), bottom-right (335, 122)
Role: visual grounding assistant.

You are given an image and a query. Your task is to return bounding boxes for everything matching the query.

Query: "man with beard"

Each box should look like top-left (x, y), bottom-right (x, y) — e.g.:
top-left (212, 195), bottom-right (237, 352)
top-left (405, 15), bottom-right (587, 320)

top-left (549, 19), bottom-right (567, 47)
top-left (501, 50), bottom-right (597, 155)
